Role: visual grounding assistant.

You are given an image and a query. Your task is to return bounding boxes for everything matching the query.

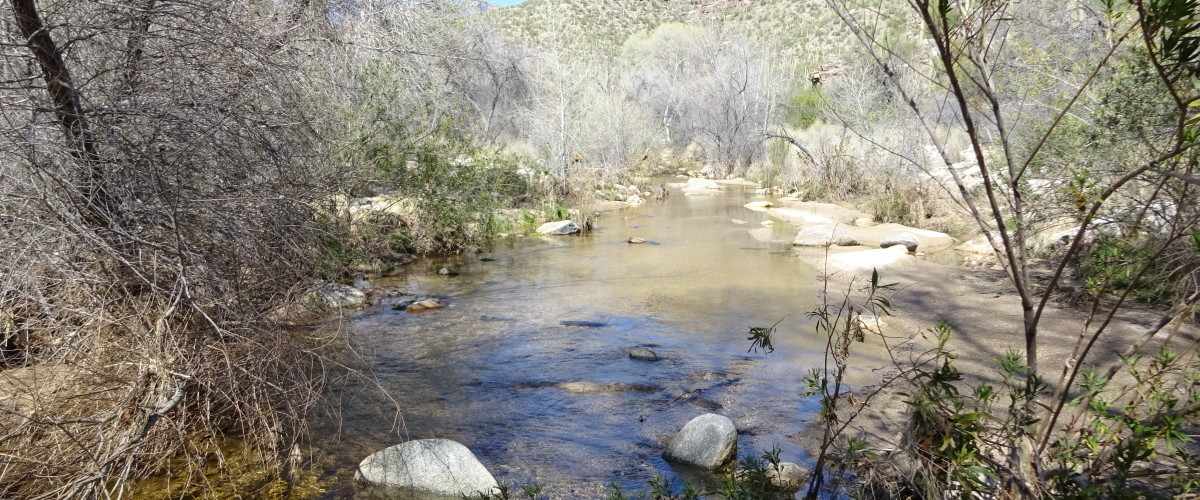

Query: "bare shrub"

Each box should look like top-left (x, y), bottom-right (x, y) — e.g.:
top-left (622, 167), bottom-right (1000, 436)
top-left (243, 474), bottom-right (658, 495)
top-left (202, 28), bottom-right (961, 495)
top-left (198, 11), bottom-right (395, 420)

top-left (0, 1), bottom-right (351, 497)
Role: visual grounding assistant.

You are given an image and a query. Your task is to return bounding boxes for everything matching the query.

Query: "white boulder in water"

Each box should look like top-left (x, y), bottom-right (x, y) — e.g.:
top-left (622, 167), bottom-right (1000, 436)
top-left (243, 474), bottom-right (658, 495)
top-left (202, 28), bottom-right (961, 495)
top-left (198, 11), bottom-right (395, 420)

top-left (537, 220), bottom-right (580, 235)
top-left (357, 439), bottom-right (497, 497)
top-left (664, 413), bottom-right (738, 470)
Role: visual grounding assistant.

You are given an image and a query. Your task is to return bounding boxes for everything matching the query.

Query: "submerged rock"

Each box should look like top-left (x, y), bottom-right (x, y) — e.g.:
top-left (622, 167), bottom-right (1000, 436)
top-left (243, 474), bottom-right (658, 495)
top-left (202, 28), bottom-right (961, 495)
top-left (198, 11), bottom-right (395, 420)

top-left (406, 299), bottom-right (443, 313)
top-left (793, 225), bottom-right (858, 247)
top-left (537, 220), bottom-right (580, 235)
top-left (664, 413), bottom-right (738, 470)
top-left (555, 382), bottom-right (658, 394)
top-left (880, 232), bottom-right (920, 252)
top-left (629, 346), bottom-right (660, 361)
top-left (744, 201), bottom-right (773, 210)
top-left (560, 320), bottom-right (607, 327)
top-left (438, 266), bottom-right (460, 276)
top-left (393, 296), bottom-right (445, 313)
top-left (356, 439), bottom-right (497, 497)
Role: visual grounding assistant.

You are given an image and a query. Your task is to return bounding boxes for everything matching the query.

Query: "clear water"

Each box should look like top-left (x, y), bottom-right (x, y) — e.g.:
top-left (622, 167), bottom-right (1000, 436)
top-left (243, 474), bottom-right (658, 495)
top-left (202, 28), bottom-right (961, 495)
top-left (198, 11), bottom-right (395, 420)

top-left (314, 184), bottom-right (887, 499)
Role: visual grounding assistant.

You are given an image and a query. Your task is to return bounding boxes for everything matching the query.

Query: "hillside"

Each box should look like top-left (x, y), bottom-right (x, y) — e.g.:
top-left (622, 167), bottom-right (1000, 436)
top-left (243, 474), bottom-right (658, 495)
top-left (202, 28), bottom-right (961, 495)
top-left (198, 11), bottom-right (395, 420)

top-left (483, 0), bottom-right (854, 64)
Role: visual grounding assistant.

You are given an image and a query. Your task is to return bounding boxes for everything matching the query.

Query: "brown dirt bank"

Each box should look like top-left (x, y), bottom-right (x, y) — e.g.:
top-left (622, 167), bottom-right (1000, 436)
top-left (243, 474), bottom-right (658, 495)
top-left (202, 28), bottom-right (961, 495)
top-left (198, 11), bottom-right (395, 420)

top-left (789, 255), bottom-right (1200, 455)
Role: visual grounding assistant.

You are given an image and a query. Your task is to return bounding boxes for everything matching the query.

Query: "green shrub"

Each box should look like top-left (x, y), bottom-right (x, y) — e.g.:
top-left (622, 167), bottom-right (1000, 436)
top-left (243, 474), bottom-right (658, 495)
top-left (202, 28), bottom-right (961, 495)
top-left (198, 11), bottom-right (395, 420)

top-left (785, 86), bottom-right (824, 129)
top-left (1082, 235), bottom-right (1187, 303)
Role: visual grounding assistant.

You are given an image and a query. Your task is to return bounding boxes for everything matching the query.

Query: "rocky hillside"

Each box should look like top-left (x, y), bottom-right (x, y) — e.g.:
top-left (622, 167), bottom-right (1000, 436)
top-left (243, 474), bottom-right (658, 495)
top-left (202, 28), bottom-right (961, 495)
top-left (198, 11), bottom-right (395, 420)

top-left (483, 0), bottom-right (853, 63)
top-left (463, 0), bottom-right (502, 14)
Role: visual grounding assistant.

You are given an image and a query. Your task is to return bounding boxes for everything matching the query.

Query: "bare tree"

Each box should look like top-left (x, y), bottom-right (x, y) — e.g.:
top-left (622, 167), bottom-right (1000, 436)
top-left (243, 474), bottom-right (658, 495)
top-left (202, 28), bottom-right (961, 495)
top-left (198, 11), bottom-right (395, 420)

top-left (624, 25), bottom-right (784, 177)
top-left (446, 22), bottom-right (535, 145)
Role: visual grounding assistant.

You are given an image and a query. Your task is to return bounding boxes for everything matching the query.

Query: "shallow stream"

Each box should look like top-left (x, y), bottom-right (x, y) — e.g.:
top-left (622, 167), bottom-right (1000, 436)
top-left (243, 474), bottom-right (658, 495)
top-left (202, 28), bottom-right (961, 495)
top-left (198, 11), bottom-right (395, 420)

top-left (316, 183), bottom-right (891, 499)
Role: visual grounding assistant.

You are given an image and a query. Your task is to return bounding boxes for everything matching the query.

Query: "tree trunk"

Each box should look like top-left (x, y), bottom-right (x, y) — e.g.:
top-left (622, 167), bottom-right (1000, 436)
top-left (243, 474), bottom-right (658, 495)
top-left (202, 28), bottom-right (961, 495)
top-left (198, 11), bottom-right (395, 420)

top-left (11, 0), bottom-right (111, 224)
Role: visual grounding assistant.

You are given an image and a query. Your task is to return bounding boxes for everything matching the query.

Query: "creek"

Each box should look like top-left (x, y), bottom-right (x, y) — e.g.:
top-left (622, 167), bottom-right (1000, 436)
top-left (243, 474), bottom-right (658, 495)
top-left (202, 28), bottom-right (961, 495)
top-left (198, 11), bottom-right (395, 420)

top-left (315, 182), bottom-right (892, 499)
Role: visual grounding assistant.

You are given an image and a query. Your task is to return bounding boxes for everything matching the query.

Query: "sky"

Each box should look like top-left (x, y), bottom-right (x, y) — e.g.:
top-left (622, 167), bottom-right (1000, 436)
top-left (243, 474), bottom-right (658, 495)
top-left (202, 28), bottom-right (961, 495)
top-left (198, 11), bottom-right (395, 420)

top-left (489, 0), bottom-right (526, 5)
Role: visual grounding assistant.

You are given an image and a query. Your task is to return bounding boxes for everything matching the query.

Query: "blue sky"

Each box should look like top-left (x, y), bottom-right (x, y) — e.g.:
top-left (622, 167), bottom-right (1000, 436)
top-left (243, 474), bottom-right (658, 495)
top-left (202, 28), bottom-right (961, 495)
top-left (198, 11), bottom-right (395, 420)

top-left (489, 0), bottom-right (526, 5)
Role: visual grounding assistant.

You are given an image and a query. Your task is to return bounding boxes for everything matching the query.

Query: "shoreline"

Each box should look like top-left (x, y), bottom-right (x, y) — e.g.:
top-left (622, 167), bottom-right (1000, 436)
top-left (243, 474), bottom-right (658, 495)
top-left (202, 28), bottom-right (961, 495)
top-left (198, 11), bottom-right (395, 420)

top-left (787, 254), bottom-right (1200, 461)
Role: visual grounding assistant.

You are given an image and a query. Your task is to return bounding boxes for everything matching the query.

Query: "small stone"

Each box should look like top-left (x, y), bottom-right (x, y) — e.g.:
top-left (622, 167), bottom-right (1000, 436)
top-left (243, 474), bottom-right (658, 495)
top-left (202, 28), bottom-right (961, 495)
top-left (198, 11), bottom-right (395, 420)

top-left (628, 237), bottom-right (647, 244)
top-left (768, 463), bottom-right (809, 491)
top-left (855, 314), bottom-right (887, 333)
top-left (734, 462), bottom-right (808, 491)
top-left (438, 267), bottom-right (460, 276)
top-left (629, 346), bottom-right (660, 361)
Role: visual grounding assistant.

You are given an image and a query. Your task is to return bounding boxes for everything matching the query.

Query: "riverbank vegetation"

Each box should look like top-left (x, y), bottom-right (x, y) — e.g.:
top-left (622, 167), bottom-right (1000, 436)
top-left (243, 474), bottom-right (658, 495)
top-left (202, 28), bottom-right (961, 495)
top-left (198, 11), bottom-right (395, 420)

top-left (1, 0), bottom-right (1198, 497)
top-left (783, 0), bottom-right (1200, 495)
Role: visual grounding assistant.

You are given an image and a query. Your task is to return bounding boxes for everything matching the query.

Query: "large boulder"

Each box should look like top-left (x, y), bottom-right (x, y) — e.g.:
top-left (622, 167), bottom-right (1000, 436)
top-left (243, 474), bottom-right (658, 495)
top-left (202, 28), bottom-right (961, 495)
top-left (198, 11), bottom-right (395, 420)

top-left (664, 413), bottom-right (738, 470)
top-left (357, 439), bottom-right (497, 497)
top-left (686, 178), bottom-right (721, 190)
top-left (793, 225), bottom-right (858, 247)
top-left (308, 282), bottom-right (367, 309)
top-left (880, 232), bottom-right (920, 252)
top-left (537, 220), bottom-right (580, 235)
